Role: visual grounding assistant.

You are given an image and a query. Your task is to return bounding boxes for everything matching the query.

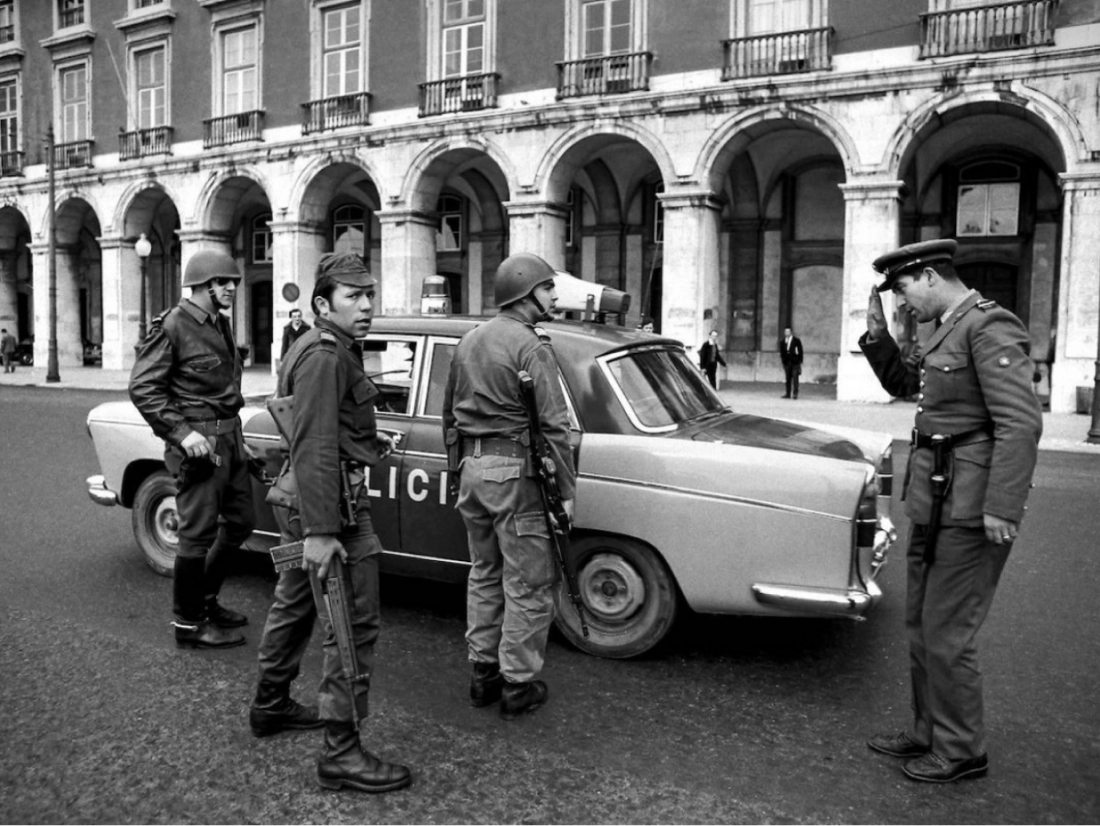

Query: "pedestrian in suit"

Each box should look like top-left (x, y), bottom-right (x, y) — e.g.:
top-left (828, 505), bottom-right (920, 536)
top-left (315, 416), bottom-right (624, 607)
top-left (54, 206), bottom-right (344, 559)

top-left (860, 239), bottom-right (1042, 784)
top-left (698, 330), bottom-right (726, 389)
top-left (780, 326), bottom-right (803, 399)
top-left (1, 328), bottom-right (16, 373)
top-left (280, 309), bottom-right (311, 359)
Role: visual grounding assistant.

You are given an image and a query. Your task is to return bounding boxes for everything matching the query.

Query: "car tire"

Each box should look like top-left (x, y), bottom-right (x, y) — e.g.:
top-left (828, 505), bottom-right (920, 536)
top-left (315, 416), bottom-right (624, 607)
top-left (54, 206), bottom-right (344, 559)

top-left (131, 470), bottom-right (180, 577)
top-left (553, 535), bottom-right (679, 659)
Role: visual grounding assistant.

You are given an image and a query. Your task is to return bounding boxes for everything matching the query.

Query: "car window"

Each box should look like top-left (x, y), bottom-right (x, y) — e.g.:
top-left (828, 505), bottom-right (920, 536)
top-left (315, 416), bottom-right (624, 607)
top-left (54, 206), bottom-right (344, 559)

top-left (362, 337), bottom-right (419, 415)
top-left (603, 347), bottom-right (725, 431)
top-left (422, 339), bottom-right (456, 418)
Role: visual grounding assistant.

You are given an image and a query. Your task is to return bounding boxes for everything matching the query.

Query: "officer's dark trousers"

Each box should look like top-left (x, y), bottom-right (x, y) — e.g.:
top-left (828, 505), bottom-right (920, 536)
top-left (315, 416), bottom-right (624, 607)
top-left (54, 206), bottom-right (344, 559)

top-left (172, 428), bottom-right (255, 622)
top-left (905, 523), bottom-right (1010, 761)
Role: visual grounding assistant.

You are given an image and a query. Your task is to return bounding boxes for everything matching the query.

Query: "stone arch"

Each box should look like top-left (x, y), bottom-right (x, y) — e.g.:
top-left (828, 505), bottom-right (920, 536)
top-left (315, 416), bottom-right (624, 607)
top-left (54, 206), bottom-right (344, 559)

top-left (399, 134), bottom-right (517, 214)
top-left (191, 166), bottom-right (272, 233)
top-left (289, 151), bottom-right (384, 224)
top-left (112, 179), bottom-right (183, 237)
top-left (37, 189), bottom-right (106, 243)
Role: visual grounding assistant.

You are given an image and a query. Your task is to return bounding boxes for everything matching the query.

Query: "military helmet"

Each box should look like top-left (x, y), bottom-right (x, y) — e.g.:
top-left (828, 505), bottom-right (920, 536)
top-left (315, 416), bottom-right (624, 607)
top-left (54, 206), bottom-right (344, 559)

top-left (493, 253), bottom-right (555, 308)
top-left (182, 249), bottom-right (242, 288)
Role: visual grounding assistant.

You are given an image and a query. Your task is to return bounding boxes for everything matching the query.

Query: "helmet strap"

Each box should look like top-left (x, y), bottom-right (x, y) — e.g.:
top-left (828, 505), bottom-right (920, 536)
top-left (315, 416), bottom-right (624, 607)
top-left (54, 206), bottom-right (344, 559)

top-left (527, 289), bottom-right (552, 322)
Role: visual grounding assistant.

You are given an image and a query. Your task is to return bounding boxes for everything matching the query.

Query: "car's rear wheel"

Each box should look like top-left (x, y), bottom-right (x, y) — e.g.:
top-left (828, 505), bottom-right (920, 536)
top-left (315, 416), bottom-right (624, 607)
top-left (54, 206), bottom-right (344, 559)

top-left (553, 535), bottom-right (678, 659)
top-left (132, 471), bottom-right (179, 577)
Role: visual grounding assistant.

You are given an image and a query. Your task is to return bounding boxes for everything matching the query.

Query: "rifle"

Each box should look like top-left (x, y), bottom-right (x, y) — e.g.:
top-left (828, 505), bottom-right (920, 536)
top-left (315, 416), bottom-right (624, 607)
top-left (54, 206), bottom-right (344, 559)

top-left (517, 369), bottom-right (589, 639)
top-left (269, 541), bottom-right (368, 731)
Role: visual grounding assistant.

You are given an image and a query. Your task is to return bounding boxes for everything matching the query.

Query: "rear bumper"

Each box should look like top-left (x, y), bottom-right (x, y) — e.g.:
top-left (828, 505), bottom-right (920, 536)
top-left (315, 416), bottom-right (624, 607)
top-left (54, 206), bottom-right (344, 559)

top-left (752, 580), bottom-right (882, 618)
top-left (86, 474), bottom-right (118, 507)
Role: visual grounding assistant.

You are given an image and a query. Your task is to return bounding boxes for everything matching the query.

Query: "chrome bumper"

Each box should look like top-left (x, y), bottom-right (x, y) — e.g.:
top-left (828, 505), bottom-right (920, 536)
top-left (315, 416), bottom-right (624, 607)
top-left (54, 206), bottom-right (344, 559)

top-left (86, 474), bottom-right (118, 507)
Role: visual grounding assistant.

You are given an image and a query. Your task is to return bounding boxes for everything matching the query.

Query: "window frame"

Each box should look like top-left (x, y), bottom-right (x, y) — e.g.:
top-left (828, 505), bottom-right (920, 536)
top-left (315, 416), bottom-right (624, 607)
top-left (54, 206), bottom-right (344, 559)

top-left (131, 41), bottom-right (169, 130)
top-left (318, 1), bottom-right (364, 98)
top-left (0, 74), bottom-right (20, 157)
top-left (0, 0), bottom-right (17, 46)
top-left (57, 0), bottom-right (86, 30)
top-left (436, 194), bottom-right (463, 252)
top-left (332, 203), bottom-right (368, 255)
top-left (251, 213), bottom-right (273, 264)
top-left (565, 0), bottom-right (646, 61)
top-left (426, 0), bottom-right (495, 81)
top-left (730, 0), bottom-right (827, 37)
top-left (211, 12), bottom-right (264, 118)
top-left (56, 59), bottom-right (90, 143)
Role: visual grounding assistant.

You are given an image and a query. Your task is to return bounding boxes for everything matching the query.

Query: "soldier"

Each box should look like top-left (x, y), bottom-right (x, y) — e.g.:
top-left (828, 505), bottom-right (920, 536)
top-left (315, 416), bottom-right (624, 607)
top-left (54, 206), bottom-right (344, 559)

top-left (254, 252), bottom-right (410, 793)
top-left (443, 252), bottom-right (577, 720)
top-left (129, 250), bottom-right (254, 649)
top-left (860, 239), bottom-right (1042, 783)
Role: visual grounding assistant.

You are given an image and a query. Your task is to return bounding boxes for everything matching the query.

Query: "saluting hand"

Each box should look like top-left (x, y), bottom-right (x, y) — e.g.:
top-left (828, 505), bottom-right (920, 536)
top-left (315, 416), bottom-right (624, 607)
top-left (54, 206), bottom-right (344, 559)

top-left (304, 534), bottom-right (348, 580)
top-left (866, 286), bottom-right (889, 342)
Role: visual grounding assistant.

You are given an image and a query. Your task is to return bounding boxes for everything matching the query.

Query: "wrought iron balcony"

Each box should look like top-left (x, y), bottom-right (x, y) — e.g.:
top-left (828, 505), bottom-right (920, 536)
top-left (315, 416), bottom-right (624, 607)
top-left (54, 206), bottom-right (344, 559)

top-left (301, 92), bottom-right (371, 134)
top-left (53, 139), bottom-right (94, 169)
top-left (203, 110), bottom-right (264, 148)
top-left (722, 27), bottom-right (833, 79)
top-left (119, 126), bottom-right (173, 160)
top-left (556, 52), bottom-right (652, 99)
top-left (920, 0), bottom-right (1058, 58)
top-left (418, 73), bottom-right (499, 116)
top-left (0, 150), bottom-right (24, 177)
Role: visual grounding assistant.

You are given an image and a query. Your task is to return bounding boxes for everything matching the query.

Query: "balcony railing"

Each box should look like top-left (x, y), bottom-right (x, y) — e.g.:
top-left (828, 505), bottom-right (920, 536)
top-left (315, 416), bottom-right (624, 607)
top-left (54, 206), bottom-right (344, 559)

top-left (556, 52), bottom-right (652, 99)
top-left (203, 110), bottom-right (264, 148)
top-left (53, 139), bottom-right (94, 169)
top-left (0, 150), bottom-right (24, 177)
top-left (119, 126), bottom-right (173, 160)
top-left (722, 27), bottom-right (833, 79)
top-left (920, 0), bottom-right (1058, 58)
top-left (418, 73), bottom-right (499, 116)
top-left (301, 92), bottom-right (371, 134)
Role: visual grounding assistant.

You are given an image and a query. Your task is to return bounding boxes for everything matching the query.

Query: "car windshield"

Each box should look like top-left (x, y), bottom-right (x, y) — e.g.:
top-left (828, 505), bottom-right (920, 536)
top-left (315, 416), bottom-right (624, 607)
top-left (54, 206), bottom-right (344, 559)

top-left (604, 347), bottom-right (727, 430)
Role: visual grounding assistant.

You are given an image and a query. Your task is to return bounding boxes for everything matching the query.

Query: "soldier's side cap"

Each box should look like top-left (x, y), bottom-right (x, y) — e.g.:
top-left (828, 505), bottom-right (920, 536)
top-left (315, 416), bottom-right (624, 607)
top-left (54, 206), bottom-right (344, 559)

top-left (873, 239), bottom-right (958, 292)
top-left (316, 252), bottom-right (376, 287)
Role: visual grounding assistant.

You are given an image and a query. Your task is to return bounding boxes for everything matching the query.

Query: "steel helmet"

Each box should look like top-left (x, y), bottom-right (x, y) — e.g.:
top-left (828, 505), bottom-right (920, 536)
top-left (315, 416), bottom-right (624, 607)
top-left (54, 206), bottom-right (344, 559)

top-left (493, 253), bottom-right (556, 308)
top-left (182, 249), bottom-right (242, 288)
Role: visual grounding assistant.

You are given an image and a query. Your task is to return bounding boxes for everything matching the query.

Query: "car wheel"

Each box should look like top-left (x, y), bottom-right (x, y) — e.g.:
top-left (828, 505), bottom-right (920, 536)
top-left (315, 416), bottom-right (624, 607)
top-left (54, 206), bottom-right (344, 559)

top-left (131, 471), bottom-right (180, 577)
top-left (553, 535), bottom-right (679, 659)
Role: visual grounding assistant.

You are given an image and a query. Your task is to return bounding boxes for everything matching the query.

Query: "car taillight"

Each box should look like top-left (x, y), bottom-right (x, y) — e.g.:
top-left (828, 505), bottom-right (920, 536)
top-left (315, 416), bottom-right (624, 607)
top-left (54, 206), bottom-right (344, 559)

top-left (856, 467), bottom-right (878, 547)
top-left (877, 443), bottom-right (893, 498)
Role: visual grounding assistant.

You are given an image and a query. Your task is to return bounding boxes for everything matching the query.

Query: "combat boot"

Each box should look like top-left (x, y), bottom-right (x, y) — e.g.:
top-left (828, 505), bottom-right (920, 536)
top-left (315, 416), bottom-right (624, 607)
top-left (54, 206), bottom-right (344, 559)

top-left (250, 681), bottom-right (323, 737)
top-left (316, 723), bottom-right (412, 793)
top-left (469, 662), bottom-right (504, 708)
top-left (174, 619), bottom-right (245, 649)
top-left (205, 595), bottom-right (248, 628)
top-left (500, 680), bottom-right (548, 720)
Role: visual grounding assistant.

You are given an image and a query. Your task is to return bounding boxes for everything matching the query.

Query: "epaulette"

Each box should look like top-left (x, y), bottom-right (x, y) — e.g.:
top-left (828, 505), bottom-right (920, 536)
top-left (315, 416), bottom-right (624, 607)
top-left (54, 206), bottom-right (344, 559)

top-left (318, 331), bottom-right (338, 345)
top-left (976, 299), bottom-right (998, 311)
top-left (147, 307), bottom-right (173, 333)
top-left (532, 325), bottom-right (552, 343)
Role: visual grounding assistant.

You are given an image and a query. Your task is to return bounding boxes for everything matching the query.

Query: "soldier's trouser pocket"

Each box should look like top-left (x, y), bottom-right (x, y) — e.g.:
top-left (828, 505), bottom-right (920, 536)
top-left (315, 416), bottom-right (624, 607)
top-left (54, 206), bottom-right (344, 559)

top-left (510, 510), bottom-right (558, 591)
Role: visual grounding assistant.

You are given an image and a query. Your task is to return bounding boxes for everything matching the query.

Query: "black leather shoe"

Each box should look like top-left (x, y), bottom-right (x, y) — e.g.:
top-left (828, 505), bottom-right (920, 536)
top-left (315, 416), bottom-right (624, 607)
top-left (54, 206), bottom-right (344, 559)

top-left (205, 597), bottom-right (248, 628)
top-left (250, 698), bottom-right (324, 737)
top-left (868, 732), bottom-right (928, 758)
top-left (470, 662), bottom-right (504, 708)
top-left (174, 620), bottom-right (245, 649)
top-left (500, 680), bottom-right (548, 720)
top-left (903, 752), bottom-right (988, 783)
top-left (316, 724), bottom-right (412, 793)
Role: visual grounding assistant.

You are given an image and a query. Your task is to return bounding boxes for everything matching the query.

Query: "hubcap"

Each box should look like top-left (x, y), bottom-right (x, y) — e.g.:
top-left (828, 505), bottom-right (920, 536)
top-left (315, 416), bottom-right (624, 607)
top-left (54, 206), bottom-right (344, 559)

top-left (154, 496), bottom-right (180, 547)
top-left (578, 552), bottom-right (645, 621)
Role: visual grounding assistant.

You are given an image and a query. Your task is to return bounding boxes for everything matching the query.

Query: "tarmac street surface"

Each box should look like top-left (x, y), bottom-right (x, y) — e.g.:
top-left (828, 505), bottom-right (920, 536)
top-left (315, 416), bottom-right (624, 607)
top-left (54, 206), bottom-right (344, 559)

top-left (1, 380), bottom-right (1098, 824)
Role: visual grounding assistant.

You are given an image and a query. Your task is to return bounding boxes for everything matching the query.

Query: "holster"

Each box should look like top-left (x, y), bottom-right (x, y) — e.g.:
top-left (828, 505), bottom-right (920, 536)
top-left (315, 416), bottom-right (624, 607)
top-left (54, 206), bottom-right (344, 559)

top-left (265, 461), bottom-right (299, 511)
top-left (924, 436), bottom-right (951, 565)
top-left (445, 427), bottom-right (462, 496)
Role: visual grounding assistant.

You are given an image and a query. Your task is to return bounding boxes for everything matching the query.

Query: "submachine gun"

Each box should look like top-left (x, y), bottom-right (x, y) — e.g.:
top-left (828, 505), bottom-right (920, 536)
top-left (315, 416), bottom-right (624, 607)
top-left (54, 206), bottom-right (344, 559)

top-left (518, 370), bottom-right (589, 639)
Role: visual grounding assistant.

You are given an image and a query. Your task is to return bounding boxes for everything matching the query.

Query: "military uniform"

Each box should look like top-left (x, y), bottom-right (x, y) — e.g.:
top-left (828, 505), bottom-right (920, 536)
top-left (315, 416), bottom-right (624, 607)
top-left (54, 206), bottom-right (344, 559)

top-left (129, 297), bottom-right (254, 638)
top-left (442, 308), bottom-right (576, 691)
top-left (860, 239), bottom-right (1042, 771)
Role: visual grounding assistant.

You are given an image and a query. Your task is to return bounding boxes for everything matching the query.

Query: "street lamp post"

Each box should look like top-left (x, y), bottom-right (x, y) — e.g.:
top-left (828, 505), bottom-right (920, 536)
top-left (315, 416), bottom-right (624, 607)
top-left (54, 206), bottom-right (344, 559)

top-left (135, 233), bottom-right (152, 344)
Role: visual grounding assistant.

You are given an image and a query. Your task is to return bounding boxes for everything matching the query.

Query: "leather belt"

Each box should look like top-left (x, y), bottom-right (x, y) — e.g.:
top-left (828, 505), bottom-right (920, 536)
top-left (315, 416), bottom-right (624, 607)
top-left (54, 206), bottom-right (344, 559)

top-left (910, 425), bottom-right (990, 449)
top-left (461, 436), bottom-right (526, 459)
top-left (186, 415), bottom-right (242, 436)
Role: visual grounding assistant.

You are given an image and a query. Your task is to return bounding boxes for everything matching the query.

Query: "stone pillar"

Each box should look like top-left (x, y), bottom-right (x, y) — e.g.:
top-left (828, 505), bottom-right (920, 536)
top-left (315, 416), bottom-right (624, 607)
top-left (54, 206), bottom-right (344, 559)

top-left (0, 253), bottom-right (17, 332)
top-left (503, 200), bottom-right (568, 270)
top-left (30, 241), bottom-right (83, 367)
top-left (658, 189), bottom-right (722, 352)
top-left (269, 220), bottom-right (327, 371)
top-left (376, 208), bottom-right (437, 316)
top-left (1052, 174), bottom-right (1100, 414)
top-left (836, 180), bottom-right (905, 403)
top-left (98, 236), bottom-right (144, 370)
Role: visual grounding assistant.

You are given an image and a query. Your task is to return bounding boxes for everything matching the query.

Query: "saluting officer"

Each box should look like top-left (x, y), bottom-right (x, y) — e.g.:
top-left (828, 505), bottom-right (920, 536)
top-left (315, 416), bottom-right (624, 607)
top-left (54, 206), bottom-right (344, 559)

top-left (253, 252), bottom-right (410, 793)
top-left (129, 249), bottom-right (254, 649)
top-left (860, 239), bottom-right (1042, 783)
top-left (443, 253), bottom-right (577, 720)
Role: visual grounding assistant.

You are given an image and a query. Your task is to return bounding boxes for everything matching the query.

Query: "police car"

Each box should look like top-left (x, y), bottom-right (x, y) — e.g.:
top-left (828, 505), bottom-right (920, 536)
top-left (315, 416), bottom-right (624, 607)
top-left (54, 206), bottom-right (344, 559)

top-left (86, 303), bottom-right (895, 659)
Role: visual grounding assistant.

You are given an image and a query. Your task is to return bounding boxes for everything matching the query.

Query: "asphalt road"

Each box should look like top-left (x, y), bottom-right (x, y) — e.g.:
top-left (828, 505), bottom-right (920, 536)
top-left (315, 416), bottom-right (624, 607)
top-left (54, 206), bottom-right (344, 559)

top-left (1, 386), bottom-right (1098, 824)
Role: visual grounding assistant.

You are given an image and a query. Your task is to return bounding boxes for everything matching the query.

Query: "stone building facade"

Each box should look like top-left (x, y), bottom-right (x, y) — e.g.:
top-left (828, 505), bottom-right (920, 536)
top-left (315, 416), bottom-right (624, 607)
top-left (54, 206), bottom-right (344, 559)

top-left (0, 0), bottom-right (1097, 411)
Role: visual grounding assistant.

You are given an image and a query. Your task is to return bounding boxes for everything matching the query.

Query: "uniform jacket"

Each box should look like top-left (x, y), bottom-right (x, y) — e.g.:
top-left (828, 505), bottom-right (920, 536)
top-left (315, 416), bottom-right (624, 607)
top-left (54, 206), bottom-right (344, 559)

top-left (780, 335), bottom-right (804, 367)
top-left (129, 299), bottom-right (244, 445)
top-left (699, 340), bottom-right (727, 369)
top-left (442, 309), bottom-right (577, 500)
top-left (278, 316), bottom-right (388, 537)
top-left (280, 320), bottom-right (311, 358)
top-left (860, 292), bottom-right (1042, 527)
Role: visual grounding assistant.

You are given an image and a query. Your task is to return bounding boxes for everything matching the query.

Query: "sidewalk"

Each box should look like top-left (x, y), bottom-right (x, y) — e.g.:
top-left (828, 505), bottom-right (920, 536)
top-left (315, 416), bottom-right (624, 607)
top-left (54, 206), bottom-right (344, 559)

top-left (3, 364), bottom-right (1098, 454)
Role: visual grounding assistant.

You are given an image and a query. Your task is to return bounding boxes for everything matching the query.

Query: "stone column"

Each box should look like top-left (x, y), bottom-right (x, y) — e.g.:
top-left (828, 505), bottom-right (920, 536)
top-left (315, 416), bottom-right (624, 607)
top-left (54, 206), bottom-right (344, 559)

top-left (503, 200), bottom-right (568, 270)
top-left (98, 235), bottom-right (144, 370)
top-left (836, 179), bottom-right (905, 403)
top-left (269, 219), bottom-right (327, 372)
top-left (30, 241), bottom-right (83, 367)
top-left (657, 189), bottom-right (722, 353)
top-left (1052, 173), bottom-right (1100, 414)
top-left (376, 208), bottom-right (437, 316)
top-left (0, 253), bottom-right (17, 332)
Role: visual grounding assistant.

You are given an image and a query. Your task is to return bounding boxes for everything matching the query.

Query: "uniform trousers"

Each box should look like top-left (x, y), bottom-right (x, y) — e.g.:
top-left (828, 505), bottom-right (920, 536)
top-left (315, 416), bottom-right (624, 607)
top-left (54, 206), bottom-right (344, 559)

top-left (171, 427), bottom-right (255, 621)
top-left (783, 363), bottom-right (800, 398)
top-left (458, 453), bottom-right (558, 684)
top-left (905, 523), bottom-right (1010, 760)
